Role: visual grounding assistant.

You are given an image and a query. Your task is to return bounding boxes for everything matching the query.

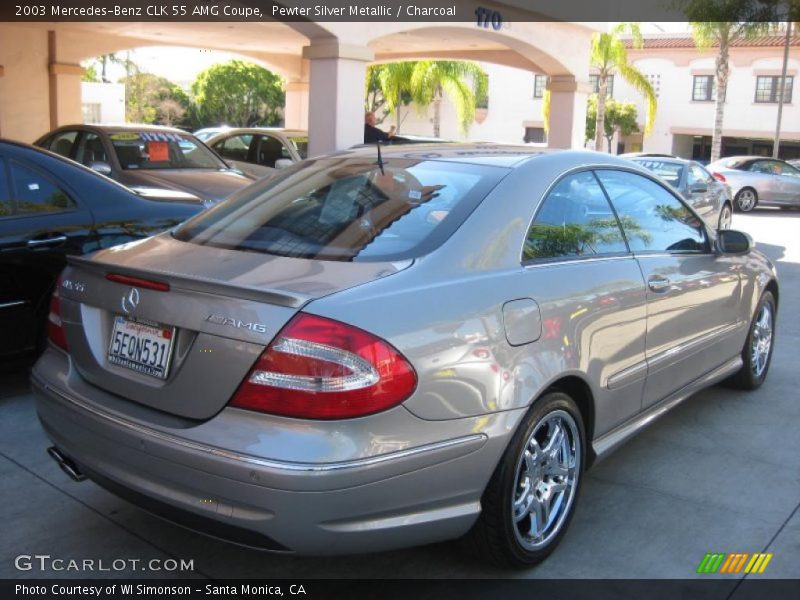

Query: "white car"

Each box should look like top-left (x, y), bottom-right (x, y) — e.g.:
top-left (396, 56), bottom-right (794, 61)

top-left (205, 128), bottom-right (308, 179)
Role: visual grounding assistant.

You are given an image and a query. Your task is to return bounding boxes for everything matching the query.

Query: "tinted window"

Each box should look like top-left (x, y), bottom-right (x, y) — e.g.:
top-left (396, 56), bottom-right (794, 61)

top-left (174, 158), bottom-right (506, 262)
top-left (523, 171), bottom-right (628, 261)
top-left (597, 170), bottom-right (708, 254)
top-left (0, 159), bottom-right (11, 217)
top-left (214, 134), bottom-right (253, 162)
top-left (47, 131), bottom-right (79, 158)
top-left (77, 132), bottom-right (108, 166)
top-left (255, 135), bottom-right (287, 168)
top-left (111, 131), bottom-right (226, 170)
top-left (10, 161), bottom-right (76, 214)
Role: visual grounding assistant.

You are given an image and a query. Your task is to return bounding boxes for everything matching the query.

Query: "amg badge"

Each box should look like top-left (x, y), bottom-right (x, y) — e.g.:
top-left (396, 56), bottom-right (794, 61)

top-left (206, 314), bottom-right (267, 334)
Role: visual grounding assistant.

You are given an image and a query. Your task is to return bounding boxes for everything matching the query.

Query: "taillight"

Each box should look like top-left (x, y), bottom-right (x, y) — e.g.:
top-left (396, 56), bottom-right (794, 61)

top-left (231, 313), bottom-right (417, 419)
top-left (47, 276), bottom-right (68, 352)
top-left (106, 273), bottom-right (170, 292)
top-left (712, 172), bottom-right (727, 183)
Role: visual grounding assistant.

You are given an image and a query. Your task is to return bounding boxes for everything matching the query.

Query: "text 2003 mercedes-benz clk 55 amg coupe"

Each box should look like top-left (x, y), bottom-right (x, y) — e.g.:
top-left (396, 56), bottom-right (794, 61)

top-left (33, 145), bottom-right (778, 567)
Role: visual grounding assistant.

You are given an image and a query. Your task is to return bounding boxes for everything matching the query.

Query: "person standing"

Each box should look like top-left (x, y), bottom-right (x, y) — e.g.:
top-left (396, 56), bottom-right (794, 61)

top-left (364, 112), bottom-right (396, 143)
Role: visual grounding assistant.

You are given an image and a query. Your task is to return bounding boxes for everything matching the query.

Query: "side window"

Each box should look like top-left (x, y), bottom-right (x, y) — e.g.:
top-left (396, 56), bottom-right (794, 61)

top-left (596, 170), bottom-right (708, 254)
top-left (47, 131), bottom-right (79, 158)
top-left (687, 164), bottom-right (708, 187)
top-left (76, 132), bottom-right (108, 166)
top-left (0, 159), bottom-right (11, 217)
top-left (214, 135), bottom-right (252, 161)
top-left (697, 164), bottom-right (715, 184)
top-left (10, 161), bottom-right (77, 215)
top-left (256, 136), bottom-right (287, 168)
top-left (750, 160), bottom-right (776, 174)
top-left (523, 171), bottom-right (628, 262)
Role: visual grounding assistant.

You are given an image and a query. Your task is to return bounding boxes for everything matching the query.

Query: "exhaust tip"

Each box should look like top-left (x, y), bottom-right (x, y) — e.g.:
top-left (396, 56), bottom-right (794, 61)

top-left (47, 446), bottom-right (86, 482)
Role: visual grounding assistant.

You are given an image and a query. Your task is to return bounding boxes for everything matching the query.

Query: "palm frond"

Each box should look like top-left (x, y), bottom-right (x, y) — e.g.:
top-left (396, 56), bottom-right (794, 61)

top-left (616, 62), bottom-right (657, 134)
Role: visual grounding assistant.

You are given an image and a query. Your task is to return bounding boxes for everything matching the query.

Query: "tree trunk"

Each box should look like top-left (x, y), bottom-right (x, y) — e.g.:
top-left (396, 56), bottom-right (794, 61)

top-left (711, 36), bottom-right (729, 162)
top-left (433, 90), bottom-right (442, 138)
top-left (594, 73), bottom-right (608, 152)
top-left (396, 92), bottom-right (402, 132)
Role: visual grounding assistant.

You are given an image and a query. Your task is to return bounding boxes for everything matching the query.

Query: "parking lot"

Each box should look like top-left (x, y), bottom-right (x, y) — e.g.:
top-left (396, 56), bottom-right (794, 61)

top-left (1, 210), bottom-right (799, 582)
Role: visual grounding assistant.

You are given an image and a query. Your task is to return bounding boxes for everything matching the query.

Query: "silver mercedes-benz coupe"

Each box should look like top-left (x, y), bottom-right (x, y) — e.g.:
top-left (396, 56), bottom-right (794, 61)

top-left (33, 145), bottom-right (778, 567)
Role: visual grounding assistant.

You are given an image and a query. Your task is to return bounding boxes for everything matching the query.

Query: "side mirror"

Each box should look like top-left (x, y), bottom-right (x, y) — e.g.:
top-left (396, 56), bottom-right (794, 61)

top-left (89, 161), bottom-right (112, 176)
top-left (718, 229), bottom-right (753, 254)
top-left (275, 158), bottom-right (293, 170)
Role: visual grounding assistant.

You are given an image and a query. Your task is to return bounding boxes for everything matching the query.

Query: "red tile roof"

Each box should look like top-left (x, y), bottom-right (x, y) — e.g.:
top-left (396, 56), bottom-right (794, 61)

top-left (624, 34), bottom-right (800, 49)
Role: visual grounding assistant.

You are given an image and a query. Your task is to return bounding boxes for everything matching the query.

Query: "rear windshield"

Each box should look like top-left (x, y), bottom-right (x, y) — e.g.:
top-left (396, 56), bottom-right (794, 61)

top-left (173, 157), bottom-right (506, 262)
top-left (110, 131), bottom-right (227, 170)
top-left (632, 160), bottom-right (684, 188)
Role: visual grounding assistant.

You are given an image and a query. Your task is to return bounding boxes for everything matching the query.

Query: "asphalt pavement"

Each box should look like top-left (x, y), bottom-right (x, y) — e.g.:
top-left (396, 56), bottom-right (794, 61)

top-left (1, 210), bottom-right (798, 584)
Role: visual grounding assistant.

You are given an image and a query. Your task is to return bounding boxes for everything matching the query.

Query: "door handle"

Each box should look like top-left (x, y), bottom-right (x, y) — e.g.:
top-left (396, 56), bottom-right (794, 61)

top-left (648, 277), bottom-right (671, 292)
top-left (27, 235), bottom-right (67, 248)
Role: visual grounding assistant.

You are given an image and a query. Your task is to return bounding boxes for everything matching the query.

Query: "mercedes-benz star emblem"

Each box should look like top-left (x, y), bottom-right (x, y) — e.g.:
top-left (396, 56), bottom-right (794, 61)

top-left (121, 288), bottom-right (140, 314)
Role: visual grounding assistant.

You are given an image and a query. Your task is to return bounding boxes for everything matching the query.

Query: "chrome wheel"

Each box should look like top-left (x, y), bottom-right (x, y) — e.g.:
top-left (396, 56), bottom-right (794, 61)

top-left (718, 204), bottom-right (732, 230)
top-left (512, 410), bottom-right (580, 550)
top-left (751, 303), bottom-right (773, 378)
top-left (736, 189), bottom-right (757, 212)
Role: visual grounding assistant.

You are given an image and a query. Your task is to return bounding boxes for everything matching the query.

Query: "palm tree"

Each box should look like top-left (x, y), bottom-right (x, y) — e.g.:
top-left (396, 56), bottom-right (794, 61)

top-left (590, 23), bottom-right (657, 152)
top-left (377, 62), bottom-right (416, 131)
top-left (690, 21), bottom-right (771, 161)
top-left (679, 1), bottom-right (775, 161)
top-left (408, 61), bottom-right (489, 137)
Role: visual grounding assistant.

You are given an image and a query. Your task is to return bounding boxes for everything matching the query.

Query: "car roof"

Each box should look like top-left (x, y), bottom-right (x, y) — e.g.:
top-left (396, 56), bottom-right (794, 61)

top-left (628, 156), bottom-right (691, 166)
top-left (55, 123), bottom-right (193, 135)
top-left (208, 127), bottom-right (308, 136)
top-left (336, 143), bottom-right (644, 169)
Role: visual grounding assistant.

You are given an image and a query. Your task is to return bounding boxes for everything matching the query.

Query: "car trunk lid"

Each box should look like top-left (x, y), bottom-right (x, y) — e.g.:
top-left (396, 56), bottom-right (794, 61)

top-left (57, 234), bottom-right (408, 419)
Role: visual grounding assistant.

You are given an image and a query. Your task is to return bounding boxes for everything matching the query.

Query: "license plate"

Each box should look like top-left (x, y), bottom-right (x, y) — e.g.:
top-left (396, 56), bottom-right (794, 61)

top-left (108, 316), bottom-right (175, 380)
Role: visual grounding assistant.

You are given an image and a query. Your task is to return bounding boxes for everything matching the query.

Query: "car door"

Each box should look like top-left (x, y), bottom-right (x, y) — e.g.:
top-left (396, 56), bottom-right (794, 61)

top-left (596, 169), bottom-right (743, 409)
top-left (685, 162), bottom-right (715, 221)
top-left (211, 133), bottom-right (262, 177)
top-left (776, 161), bottom-right (800, 205)
top-left (748, 160), bottom-right (784, 203)
top-left (521, 170), bottom-right (648, 430)
top-left (0, 156), bottom-right (95, 358)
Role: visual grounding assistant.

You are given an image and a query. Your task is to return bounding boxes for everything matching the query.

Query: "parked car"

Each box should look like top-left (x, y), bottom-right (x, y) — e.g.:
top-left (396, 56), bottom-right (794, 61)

top-left (0, 139), bottom-right (205, 361)
top-left (707, 156), bottom-right (800, 212)
top-left (35, 125), bottom-right (253, 206)
top-left (627, 156), bottom-right (733, 230)
top-left (33, 145), bottom-right (778, 567)
top-left (619, 152), bottom-right (679, 159)
top-left (206, 128), bottom-right (309, 179)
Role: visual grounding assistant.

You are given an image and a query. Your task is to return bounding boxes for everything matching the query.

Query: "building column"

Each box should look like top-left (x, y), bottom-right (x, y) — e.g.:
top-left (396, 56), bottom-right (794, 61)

top-left (284, 81), bottom-right (309, 130)
top-left (302, 41), bottom-right (373, 157)
top-left (48, 31), bottom-right (84, 130)
top-left (547, 75), bottom-right (590, 150)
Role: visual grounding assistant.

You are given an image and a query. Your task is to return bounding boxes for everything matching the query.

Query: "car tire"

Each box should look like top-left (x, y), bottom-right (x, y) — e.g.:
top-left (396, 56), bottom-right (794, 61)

top-left (465, 391), bottom-right (585, 567)
top-left (717, 203), bottom-right (733, 230)
top-left (726, 291), bottom-right (776, 390)
top-left (734, 188), bottom-right (758, 212)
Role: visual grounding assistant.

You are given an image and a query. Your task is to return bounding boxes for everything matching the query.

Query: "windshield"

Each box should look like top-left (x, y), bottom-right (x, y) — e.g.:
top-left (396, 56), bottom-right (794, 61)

top-left (173, 157), bottom-right (506, 262)
top-left (287, 136), bottom-right (309, 159)
top-left (110, 131), bottom-right (228, 170)
top-left (632, 160), bottom-right (684, 188)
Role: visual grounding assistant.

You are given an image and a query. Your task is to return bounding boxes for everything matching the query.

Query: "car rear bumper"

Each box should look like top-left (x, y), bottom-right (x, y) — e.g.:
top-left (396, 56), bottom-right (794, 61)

top-left (32, 349), bottom-right (522, 555)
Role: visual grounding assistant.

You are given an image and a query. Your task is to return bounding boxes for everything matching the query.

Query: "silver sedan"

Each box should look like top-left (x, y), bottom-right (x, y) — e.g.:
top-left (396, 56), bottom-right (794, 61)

top-left (33, 145), bottom-right (778, 567)
top-left (707, 156), bottom-right (800, 212)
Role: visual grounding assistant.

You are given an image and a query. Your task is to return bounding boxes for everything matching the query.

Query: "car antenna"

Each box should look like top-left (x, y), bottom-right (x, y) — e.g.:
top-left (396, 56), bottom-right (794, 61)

top-left (375, 140), bottom-right (385, 175)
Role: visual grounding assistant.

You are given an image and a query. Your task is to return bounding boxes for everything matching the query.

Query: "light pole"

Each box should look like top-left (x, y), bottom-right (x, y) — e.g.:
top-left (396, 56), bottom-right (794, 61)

top-left (772, 20), bottom-right (793, 158)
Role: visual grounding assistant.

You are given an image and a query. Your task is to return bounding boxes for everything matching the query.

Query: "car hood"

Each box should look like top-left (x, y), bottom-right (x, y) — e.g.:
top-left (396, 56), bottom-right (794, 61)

top-left (119, 169), bottom-right (251, 203)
